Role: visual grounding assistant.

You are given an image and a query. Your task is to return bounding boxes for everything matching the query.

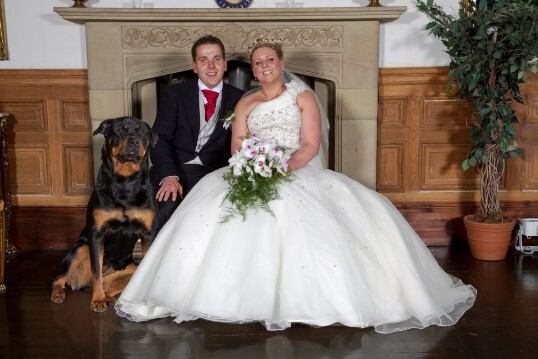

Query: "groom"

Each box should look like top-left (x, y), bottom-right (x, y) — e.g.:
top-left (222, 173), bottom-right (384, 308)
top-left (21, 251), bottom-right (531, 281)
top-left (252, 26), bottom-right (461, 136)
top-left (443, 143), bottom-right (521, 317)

top-left (150, 35), bottom-right (245, 233)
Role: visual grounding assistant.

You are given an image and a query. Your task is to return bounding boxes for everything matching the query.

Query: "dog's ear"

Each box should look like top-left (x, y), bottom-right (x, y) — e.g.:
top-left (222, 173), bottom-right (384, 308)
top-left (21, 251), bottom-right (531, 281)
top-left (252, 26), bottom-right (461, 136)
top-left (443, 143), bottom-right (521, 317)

top-left (93, 119), bottom-right (114, 136)
top-left (151, 130), bottom-right (158, 148)
top-left (145, 122), bottom-right (158, 148)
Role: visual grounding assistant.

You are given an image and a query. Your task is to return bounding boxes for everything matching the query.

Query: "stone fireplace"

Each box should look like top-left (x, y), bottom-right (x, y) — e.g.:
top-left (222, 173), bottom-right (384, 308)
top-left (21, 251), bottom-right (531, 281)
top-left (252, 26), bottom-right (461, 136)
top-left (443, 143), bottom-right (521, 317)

top-left (54, 6), bottom-right (405, 189)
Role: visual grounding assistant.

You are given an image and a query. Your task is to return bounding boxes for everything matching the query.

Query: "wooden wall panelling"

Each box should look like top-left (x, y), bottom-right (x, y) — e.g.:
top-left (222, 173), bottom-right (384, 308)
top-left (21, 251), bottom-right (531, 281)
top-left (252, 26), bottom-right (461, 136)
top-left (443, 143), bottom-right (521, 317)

top-left (377, 96), bottom-right (407, 192)
top-left (419, 97), bottom-right (478, 192)
top-left (379, 68), bottom-right (538, 245)
top-left (12, 206), bottom-right (86, 250)
top-left (379, 67), bottom-right (481, 202)
top-left (1, 68), bottom-right (537, 249)
top-left (60, 100), bottom-right (93, 198)
top-left (521, 78), bottom-right (538, 190)
top-left (0, 70), bottom-right (93, 207)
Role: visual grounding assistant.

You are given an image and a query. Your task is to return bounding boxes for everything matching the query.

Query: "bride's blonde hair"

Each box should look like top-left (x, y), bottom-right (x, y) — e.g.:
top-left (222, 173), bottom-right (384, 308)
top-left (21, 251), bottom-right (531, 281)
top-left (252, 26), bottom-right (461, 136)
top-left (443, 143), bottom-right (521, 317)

top-left (248, 35), bottom-right (284, 60)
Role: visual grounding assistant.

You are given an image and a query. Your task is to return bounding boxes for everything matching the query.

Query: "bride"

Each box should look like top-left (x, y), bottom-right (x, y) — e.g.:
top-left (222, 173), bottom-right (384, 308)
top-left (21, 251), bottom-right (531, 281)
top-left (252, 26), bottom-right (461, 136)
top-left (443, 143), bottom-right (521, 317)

top-left (115, 35), bottom-right (476, 334)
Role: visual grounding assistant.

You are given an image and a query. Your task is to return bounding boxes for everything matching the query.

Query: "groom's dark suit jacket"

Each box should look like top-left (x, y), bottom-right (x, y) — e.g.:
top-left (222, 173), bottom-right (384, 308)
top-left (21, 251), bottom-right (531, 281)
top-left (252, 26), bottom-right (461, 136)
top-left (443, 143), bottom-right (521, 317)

top-left (150, 80), bottom-right (245, 185)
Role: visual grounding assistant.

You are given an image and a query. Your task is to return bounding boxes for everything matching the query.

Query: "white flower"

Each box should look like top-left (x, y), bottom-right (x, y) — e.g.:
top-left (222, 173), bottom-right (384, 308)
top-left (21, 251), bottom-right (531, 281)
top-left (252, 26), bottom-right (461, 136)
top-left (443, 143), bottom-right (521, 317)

top-left (254, 154), bottom-right (272, 178)
top-left (245, 164), bottom-right (254, 182)
top-left (258, 142), bottom-right (273, 155)
top-left (486, 26), bottom-right (498, 36)
top-left (271, 146), bottom-right (284, 161)
top-left (228, 154), bottom-right (245, 176)
top-left (241, 138), bottom-right (258, 158)
top-left (276, 152), bottom-right (290, 174)
top-left (221, 112), bottom-right (235, 130)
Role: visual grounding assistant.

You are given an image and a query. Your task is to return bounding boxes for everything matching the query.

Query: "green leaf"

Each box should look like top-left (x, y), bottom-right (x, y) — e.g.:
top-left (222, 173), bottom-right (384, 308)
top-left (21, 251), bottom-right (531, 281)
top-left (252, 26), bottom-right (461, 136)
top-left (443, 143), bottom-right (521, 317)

top-left (520, 57), bottom-right (529, 71)
top-left (468, 77), bottom-right (478, 91)
top-left (500, 138), bottom-right (509, 152)
top-left (425, 22), bottom-right (437, 31)
top-left (468, 156), bottom-right (477, 167)
top-left (508, 148), bottom-right (523, 158)
top-left (479, 107), bottom-right (491, 116)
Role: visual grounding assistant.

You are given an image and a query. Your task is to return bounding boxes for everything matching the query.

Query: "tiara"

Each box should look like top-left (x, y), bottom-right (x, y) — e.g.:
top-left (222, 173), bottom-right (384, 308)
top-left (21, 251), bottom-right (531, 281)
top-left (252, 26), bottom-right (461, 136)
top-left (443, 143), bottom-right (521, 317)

top-left (247, 35), bottom-right (282, 57)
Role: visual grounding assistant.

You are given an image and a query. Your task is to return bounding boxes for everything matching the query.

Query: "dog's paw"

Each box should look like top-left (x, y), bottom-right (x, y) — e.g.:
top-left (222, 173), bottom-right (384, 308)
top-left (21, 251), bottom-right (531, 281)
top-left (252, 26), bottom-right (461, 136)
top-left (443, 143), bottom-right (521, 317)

top-left (105, 295), bottom-right (118, 304)
top-left (51, 285), bottom-right (65, 303)
top-left (90, 299), bottom-right (110, 312)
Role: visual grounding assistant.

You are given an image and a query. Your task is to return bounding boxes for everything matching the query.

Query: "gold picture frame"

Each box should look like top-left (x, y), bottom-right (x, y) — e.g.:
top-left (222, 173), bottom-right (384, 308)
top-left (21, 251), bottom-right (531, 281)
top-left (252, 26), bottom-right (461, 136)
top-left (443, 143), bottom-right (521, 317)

top-left (0, 0), bottom-right (8, 61)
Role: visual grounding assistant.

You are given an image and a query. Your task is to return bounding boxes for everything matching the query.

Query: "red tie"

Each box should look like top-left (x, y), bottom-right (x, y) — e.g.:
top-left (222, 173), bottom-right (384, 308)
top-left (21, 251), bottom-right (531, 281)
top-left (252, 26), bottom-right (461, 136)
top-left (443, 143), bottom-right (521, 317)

top-left (202, 89), bottom-right (219, 122)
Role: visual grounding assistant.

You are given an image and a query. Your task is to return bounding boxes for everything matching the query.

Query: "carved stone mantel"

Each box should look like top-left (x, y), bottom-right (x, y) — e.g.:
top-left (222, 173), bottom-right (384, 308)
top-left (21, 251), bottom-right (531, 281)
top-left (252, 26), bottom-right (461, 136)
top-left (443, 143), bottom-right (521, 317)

top-left (54, 7), bottom-right (406, 23)
top-left (54, 7), bottom-right (406, 189)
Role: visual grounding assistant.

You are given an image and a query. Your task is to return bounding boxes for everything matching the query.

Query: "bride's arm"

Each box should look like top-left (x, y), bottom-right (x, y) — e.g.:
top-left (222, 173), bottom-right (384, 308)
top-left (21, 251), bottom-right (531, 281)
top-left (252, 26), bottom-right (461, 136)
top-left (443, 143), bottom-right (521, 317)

top-left (286, 91), bottom-right (321, 171)
top-left (230, 96), bottom-right (251, 154)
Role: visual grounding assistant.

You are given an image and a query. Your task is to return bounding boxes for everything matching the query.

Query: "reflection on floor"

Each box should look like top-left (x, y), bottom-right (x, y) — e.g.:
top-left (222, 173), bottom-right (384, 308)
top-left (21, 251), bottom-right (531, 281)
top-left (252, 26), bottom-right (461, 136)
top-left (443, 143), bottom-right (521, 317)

top-left (1, 246), bottom-right (537, 358)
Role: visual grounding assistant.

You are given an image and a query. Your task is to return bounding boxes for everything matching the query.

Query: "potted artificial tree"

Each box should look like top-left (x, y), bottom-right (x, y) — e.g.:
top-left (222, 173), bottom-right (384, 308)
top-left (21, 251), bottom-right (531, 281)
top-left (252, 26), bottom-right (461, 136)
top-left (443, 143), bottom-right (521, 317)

top-left (416, 0), bottom-right (538, 260)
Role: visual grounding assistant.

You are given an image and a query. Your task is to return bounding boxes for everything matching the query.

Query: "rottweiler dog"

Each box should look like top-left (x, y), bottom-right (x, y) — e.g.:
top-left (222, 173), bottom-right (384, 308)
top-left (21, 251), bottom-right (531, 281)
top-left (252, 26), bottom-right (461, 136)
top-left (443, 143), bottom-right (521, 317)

top-left (51, 116), bottom-right (157, 312)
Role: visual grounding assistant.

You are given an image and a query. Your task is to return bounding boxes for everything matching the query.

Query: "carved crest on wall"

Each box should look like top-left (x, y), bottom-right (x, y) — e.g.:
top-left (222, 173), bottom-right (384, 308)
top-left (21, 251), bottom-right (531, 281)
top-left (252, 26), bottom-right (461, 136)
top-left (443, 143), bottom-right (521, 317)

top-left (215, 0), bottom-right (254, 8)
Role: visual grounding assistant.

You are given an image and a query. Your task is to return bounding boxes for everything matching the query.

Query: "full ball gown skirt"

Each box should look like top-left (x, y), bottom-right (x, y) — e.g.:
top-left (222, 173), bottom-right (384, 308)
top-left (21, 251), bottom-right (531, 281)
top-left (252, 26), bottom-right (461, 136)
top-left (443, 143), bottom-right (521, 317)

top-left (115, 81), bottom-right (476, 334)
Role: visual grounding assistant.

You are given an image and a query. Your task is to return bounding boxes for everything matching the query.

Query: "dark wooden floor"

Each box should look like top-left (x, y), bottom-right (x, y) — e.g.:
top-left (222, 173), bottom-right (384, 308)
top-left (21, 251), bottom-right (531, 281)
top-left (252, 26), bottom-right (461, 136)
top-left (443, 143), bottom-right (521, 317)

top-left (1, 244), bottom-right (538, 359)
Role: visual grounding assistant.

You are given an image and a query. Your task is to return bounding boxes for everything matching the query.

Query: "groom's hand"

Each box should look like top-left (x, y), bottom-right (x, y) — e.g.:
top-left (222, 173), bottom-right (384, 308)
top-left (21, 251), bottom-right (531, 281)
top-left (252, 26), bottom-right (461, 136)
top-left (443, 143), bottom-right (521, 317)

top-left (156, 177), bottom-right (184, 202)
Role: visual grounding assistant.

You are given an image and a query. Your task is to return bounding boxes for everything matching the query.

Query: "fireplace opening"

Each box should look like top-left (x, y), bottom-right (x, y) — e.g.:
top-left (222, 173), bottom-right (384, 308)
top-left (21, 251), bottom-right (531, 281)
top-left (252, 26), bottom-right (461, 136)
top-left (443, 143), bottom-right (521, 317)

top-left (131, 60), bottom-right (336, 169)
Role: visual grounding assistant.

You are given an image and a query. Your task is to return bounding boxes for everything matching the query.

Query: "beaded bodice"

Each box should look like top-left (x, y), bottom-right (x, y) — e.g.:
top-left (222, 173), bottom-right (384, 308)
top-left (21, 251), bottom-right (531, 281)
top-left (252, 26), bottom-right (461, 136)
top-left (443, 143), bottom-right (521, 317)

top-left (247, 80), bottom-right (308, 153)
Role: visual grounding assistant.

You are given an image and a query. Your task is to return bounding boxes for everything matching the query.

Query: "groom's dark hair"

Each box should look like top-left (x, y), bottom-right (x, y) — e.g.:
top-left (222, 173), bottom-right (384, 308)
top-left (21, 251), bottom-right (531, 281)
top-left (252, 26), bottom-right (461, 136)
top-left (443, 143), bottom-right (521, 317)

top-left (191, 35), bottom-right (226, 61)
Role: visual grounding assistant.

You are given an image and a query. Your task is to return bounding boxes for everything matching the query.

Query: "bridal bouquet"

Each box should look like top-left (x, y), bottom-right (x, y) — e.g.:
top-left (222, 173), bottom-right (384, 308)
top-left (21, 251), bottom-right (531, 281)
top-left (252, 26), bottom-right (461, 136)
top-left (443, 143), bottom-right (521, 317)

top-left (221, 134), bottom-right (292, 222)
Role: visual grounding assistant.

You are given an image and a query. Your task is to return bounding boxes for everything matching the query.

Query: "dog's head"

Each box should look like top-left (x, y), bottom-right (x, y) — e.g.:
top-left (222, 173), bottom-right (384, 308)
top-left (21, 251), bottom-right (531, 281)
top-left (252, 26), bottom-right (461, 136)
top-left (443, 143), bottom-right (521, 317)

top-left (94, 117), bottom-right (157, 177)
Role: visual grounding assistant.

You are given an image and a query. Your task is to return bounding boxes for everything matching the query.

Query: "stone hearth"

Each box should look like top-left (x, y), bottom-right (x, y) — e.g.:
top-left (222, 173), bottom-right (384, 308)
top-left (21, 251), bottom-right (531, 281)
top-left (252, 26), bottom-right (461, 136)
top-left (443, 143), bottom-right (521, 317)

top-left (54, 6), bottom-right (405, 189)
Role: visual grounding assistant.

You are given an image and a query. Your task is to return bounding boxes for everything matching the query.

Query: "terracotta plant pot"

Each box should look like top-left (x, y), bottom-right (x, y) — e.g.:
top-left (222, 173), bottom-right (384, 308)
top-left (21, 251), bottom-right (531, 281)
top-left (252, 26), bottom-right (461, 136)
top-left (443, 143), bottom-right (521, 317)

top-left (463, 215), bottom-right (516, 261)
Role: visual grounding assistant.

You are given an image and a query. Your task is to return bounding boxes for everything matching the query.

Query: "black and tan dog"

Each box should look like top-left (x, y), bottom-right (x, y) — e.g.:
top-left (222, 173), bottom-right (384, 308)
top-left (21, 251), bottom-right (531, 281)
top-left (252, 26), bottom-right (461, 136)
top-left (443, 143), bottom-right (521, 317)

top-left (51, 116), bottom-right (157, 312)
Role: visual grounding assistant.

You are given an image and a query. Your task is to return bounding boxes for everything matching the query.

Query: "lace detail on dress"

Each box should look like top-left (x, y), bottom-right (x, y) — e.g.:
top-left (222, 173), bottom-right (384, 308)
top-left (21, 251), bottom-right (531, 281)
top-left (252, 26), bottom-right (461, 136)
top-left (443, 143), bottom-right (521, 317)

top-left (247, 80), bottom-right (306, 153)
top-left (285, 79), bottom-right (309, 98)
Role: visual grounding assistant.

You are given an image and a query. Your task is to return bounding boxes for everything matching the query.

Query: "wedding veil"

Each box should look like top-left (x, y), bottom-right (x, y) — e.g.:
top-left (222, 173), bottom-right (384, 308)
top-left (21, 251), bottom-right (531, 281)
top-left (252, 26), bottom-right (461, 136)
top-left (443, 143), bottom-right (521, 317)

top-left (281, 70), bottom-right (330, 169)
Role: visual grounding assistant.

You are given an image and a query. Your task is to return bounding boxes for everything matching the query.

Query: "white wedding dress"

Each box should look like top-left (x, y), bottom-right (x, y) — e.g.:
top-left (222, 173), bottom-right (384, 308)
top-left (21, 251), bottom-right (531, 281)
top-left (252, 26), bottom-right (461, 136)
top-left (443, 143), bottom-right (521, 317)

top-left (115, 80), bottom-right (476, 334)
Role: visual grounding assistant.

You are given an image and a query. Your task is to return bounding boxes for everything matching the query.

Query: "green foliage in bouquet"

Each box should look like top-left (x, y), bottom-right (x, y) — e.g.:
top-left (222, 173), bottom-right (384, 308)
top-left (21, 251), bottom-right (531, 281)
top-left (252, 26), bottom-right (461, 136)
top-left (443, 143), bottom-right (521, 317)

top-left (221, 135), bottom-right (293, 222)
top-left (222, 168), bottom-right (290, 222)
